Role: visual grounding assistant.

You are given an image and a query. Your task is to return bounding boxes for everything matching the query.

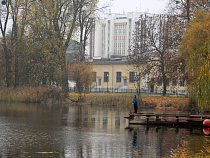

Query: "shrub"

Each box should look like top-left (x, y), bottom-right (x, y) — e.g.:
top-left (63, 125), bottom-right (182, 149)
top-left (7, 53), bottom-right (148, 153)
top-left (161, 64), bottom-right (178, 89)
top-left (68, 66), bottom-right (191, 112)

top-left (0, 86), bottom-right (65, 104)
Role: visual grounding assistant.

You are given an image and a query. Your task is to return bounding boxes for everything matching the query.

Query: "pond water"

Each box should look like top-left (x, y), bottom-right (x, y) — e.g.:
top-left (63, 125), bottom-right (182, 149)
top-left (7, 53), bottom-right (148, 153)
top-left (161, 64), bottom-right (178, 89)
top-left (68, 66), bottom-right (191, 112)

top-left (0, 102), bottom-right (209, 158)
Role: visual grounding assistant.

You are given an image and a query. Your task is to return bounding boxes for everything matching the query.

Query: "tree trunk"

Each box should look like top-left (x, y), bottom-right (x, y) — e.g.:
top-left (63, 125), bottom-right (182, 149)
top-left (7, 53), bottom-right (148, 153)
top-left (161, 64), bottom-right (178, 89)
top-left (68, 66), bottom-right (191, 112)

top-left (14, 52), bottom-right (19, 87)
top-left (61, 55), bottom-right (69, 96)
top-left (162, 73), bottom-right (167, 96)
top-left (161, 58), bottom-right (166, 96)
top-left (12, 20), bottom-right (19, 87)
top-left (3, 39), bottom-right (12, 87)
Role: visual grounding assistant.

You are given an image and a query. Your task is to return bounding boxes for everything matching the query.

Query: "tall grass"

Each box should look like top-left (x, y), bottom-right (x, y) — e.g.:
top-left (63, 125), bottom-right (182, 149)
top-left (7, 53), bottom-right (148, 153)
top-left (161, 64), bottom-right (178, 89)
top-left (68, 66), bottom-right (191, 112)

top-left (143, 96), bottom-right (189, 110)
top-left (69, 93), bottom-right (134, 107)
top-left (0, 86), bottom-right (65, 104)
top-left (0, 87), bottom-right (190, 109)
top-left (70, 93), bottom-right (189, 109)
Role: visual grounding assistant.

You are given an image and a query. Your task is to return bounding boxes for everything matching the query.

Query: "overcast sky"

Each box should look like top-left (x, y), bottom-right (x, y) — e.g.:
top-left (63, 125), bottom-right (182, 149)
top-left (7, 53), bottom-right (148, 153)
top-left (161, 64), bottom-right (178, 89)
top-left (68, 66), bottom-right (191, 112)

top-left (98, 0), bottom-right (169, 14)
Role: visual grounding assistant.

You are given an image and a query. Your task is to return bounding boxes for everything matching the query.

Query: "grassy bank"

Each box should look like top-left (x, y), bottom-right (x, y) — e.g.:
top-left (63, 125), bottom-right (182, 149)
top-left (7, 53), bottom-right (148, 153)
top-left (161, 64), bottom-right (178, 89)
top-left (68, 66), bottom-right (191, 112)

top-left (0, 87), bottom-right (65, 104)
top-left (70, 93), bottom-right (190, 110)
top-left (0, 87), bottom-right (191, 110)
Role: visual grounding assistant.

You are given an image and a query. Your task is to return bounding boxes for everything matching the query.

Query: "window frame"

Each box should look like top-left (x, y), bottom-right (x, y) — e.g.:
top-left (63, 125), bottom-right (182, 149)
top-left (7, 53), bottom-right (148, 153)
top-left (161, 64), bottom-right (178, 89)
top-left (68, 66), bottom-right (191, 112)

top-left (129, 72), bottom-right (135, 83)
top-left (104, 72), bottom-right (109, 82)
top-left (116, 72), bottom-right (121, 82)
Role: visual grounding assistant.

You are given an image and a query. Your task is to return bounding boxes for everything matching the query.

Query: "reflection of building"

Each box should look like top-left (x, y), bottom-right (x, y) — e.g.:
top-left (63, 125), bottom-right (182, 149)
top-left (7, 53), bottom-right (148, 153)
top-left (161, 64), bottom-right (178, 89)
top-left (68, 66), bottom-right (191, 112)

top-left (69, 105), bottom-right (127, 132)
top-left (91, 57), bottom-right (188, 94)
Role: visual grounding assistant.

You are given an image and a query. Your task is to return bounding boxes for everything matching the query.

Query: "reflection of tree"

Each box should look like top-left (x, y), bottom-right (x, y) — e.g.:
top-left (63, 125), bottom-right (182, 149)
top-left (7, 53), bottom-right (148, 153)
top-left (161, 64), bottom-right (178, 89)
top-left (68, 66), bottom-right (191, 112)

top-left (170, 136), bottom-right (210, 157)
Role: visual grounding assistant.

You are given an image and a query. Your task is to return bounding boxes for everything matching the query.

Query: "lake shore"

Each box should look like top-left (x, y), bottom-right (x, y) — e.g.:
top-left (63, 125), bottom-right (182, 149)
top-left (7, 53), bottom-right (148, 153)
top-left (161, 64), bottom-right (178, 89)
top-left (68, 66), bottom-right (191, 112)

top-left (70, 93), bottom-right (192, 111)
top-left (0, 87), bottom-right (193, 111)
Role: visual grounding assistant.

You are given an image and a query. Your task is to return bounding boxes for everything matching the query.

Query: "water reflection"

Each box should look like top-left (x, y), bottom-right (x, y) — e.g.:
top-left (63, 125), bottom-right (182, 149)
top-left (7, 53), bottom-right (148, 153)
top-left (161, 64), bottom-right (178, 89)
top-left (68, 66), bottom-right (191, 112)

top-left (0, 103), bottom-right (68, 158)
top-left (203, 128), bottom-right (210, 135)
top-left (170, 132), bottom-right (210, 157)
top-left (0, 103), bottom-right (209, 157)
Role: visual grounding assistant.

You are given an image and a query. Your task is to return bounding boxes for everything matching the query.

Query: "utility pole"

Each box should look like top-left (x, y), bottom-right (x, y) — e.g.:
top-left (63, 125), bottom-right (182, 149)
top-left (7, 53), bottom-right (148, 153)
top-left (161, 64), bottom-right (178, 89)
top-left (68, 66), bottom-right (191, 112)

top-left (107, 73), bottom-right (109, 93)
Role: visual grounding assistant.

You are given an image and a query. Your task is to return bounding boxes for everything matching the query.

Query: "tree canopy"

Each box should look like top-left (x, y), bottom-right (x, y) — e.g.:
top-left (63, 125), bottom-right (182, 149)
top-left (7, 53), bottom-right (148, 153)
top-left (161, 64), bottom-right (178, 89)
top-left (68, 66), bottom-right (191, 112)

top-left (0, 0), bottom-right (100, 95)
top-left (179, 9), bottom-right (210, 110)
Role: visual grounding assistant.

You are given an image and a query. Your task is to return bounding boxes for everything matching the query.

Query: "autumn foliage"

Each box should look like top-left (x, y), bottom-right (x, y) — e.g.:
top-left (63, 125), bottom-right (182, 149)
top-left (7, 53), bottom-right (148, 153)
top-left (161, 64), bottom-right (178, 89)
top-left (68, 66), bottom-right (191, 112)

top-left (68, 62), bottom-right (94, 100)
top-left (180, 9), bottom-right (210, 111)
top-left (0, 86), bottom-right (65, 104)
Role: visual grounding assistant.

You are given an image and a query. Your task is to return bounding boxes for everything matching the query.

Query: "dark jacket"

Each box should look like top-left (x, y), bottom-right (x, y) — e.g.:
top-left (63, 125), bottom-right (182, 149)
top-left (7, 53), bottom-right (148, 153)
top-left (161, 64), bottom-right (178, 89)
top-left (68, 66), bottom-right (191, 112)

top-left (132, 95), bottom-right (138, 104)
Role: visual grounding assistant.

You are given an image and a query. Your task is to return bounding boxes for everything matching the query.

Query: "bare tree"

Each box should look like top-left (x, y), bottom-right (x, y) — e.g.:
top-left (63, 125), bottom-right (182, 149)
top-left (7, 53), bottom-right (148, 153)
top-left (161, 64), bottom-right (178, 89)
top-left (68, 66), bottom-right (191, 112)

top-left (167, 0), bottom-right (210, 22)
top-left (77, 0), bottom-right (96, 61)
top-left (128, 13), bottom-right (185, 96)
top-left (127, 14), bottom-right (154, 102)
top-left (77, 0), bottom-right (109, 61)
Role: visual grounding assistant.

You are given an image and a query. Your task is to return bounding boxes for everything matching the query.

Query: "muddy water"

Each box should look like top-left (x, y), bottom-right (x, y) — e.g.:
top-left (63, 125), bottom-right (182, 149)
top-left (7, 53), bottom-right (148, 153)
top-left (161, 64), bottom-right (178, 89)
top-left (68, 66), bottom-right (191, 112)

top-left (0, 103), bottom-right (209, 158)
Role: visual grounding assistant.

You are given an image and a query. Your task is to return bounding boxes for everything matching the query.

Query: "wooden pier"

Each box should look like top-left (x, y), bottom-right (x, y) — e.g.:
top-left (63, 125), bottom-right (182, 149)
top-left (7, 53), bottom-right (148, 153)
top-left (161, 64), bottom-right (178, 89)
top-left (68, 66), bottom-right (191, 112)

top-left (124, 113), bottom-right (210, 127)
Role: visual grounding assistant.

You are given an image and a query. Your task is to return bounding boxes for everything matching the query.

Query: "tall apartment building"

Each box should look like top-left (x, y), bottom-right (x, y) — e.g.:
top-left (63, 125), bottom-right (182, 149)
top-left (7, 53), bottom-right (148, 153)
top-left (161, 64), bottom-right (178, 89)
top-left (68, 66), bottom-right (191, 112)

top-left (89, 12), bottom-right (142, 58)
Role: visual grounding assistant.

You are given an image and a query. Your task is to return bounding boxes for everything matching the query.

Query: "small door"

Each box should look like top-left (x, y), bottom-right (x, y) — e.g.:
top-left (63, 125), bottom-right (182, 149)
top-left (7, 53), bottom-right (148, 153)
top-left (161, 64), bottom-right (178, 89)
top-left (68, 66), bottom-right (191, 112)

top-left (98, 79), bottom-right (101, 86)
top-left (124, 79), bottom-right (127, 86)
top-left (150, 84), bottom-right (154, 93)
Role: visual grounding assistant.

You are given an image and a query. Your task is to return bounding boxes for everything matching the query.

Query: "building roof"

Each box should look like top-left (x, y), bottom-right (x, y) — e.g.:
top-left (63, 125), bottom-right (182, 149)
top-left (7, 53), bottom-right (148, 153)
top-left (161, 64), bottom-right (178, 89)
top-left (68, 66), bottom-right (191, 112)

top-left (92, 57), bottom-right (127, 65)
top-left (66, 40), bottom-right (80, 54)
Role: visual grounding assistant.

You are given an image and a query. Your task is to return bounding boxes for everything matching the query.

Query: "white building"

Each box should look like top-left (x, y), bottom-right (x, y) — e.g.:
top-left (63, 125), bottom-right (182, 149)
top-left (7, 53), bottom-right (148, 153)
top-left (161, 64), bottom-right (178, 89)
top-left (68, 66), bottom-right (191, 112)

top-left (89, 12), bottom-right (143, 58)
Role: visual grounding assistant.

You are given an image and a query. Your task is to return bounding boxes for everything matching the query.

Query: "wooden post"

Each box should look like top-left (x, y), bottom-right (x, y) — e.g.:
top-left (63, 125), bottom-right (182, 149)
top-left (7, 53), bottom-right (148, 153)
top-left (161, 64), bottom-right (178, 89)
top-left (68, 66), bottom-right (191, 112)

top-left (176, 116), bottom-right (179, 122)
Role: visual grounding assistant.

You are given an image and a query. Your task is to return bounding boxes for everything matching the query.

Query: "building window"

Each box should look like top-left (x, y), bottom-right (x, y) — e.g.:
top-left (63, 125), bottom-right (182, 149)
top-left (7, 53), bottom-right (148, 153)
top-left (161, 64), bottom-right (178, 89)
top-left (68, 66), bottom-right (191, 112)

top-left (129, 72), bottom-right (135, 83)
top-left (157, 78), bottom-right (162, 86)
top-left (104, 72), bottom-right (109, 82)
top-left (166, 78), bottom-right (169, 86)
top-left (116, 72), bottom-right (121, 82)
top-left (158, 66), bottom-right (161, 73)
top-left (180, 78), bottom-right (185, 87)
top-left (172, 80), bottom-right (177, 86)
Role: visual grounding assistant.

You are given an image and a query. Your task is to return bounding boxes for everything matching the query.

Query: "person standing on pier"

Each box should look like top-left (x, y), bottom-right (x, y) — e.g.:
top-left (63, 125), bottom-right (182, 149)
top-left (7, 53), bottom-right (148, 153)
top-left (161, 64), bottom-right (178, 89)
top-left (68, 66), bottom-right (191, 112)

top-left (132, 95), bottom-right (138, 113)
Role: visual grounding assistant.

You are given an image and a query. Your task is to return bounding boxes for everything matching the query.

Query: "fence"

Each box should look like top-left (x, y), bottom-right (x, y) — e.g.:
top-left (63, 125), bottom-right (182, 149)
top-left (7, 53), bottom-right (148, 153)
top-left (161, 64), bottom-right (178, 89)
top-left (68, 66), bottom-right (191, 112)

top-left (69, 87), bottom-right (188, 95)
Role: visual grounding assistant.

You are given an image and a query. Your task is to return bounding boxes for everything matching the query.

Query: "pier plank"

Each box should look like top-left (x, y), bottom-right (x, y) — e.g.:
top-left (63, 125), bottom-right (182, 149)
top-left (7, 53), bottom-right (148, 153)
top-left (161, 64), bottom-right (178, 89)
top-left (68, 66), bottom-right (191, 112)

top-left (124, 113), bottom-right (209, 127)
